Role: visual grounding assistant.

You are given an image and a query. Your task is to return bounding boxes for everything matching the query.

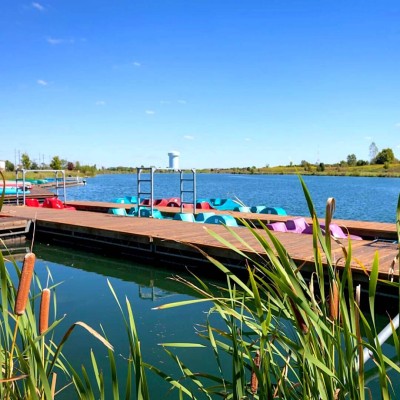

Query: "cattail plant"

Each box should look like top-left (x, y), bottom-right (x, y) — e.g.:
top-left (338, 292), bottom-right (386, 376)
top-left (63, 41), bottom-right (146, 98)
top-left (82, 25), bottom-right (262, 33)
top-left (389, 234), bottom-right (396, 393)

top-left (39, 288), bottom-right (51, 335)
top-left (250, 350), bottom-right (260, 394)
top-left (14, 252), bottom-right (36, 316)
top-left (9, 252), bottom-right (36, 379)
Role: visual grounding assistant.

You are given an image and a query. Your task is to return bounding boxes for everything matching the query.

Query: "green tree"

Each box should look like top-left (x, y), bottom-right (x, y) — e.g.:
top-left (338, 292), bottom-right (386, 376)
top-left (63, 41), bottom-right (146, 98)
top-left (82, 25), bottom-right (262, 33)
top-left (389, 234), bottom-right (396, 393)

top-left (316, 162), bottom-right (325, 172)
top-left (21, 153), bottom-right (31, 169)
top-left (49, 156), bottom-right (62, 170)
top-left (375, 148), bottom-right (395, 164)
top-left (5, 160), bottom-right (14, 171)
top-left (347, 154), bottom-right (357, 166)
top-left (356, 159), bottom-right (368, 166)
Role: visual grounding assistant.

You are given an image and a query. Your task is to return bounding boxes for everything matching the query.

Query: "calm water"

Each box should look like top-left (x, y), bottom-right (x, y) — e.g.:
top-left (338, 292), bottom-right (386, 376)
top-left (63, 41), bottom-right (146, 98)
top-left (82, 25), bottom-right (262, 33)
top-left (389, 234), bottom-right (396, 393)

top-left (7, 173), bottom-right (400, 397)
top-left (67, 173), bottom-right (400, 223)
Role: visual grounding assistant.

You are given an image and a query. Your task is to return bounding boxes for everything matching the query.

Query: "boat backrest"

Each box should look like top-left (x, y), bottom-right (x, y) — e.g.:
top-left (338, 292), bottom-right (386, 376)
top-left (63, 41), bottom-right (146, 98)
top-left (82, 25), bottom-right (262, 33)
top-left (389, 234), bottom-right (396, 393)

top-left (285, 218), bottom-right (309, 233)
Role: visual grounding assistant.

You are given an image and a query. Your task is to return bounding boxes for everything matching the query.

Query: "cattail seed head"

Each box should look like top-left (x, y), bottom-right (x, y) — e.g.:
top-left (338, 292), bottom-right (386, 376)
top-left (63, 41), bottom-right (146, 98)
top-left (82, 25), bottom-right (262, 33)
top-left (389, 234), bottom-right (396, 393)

top-left (14, 253), bottom-right (36, 316)
top-left (251, 350), bottom-right (260, 394)
top-left (39, 288), bottom-right (51, 334)
top-left (290, 298), bottom-right (309, 334)
top-left (330, 280), bottom-right (339, 322)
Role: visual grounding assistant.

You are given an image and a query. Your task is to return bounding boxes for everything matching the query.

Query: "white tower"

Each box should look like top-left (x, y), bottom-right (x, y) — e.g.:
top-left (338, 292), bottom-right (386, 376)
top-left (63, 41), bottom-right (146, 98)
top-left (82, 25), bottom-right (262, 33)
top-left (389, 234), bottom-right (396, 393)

top-left (168, 151), bottom-right (180, 170)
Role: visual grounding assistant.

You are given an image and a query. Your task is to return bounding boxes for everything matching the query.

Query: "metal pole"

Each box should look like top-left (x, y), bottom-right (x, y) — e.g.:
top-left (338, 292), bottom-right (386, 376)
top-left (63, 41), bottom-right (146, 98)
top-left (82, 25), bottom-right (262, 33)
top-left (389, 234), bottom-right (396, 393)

top-left (363, 313), bottom-right (399, 364)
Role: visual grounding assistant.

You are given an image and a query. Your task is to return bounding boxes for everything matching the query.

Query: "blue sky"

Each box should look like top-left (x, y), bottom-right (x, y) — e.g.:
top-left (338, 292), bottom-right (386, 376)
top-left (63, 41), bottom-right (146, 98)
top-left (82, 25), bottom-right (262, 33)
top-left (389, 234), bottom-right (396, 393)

top-left (1, 1), bottom-right (399, 169)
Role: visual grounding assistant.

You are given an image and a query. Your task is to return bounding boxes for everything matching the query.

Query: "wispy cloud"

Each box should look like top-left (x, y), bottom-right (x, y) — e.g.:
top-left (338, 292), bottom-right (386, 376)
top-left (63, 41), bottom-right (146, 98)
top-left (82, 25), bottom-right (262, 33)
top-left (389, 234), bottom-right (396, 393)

top-left (96, 100), bottom-right (106, 106)
top-left (184, 135), bottom-right (194, 140)
top-left (46, 37), bottom-right (75, 45)
top-left (133, 61), bottom-right (141, 67)
top-left (178, 99), bottom-right (187, 104)
top-left (395, 123), bottom-right (400, 128)
top-left (244, 137), bottom-right (251, 141)
top-left (364, 136), bottom-right (373, 141)
top-left (32, 2), bottom-right (45, 11)
top-left (37, 79), bottom-right (48, 86)
top-left (145, 110), bottom-right (155, 115)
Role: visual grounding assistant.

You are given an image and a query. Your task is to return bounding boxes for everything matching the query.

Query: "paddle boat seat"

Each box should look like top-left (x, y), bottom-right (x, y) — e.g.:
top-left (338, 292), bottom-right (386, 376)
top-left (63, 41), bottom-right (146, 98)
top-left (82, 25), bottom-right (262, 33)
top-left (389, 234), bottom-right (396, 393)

top-left (195, 212), bottom-right (216, 222)
top-left (266, 222), bottom-right (287, 232)
top-left (285, 218), bottom-right (309, 233)
top-left (25, 198), bottom-right (42, 207)
top-left (204, 214), bottom-right (238, 227)
top-left (139, 208), bottom-right (163, 219)
top-left (260, 207), bottom-right (287, 215)
top-left (43, 197), bottom-right (76, 210)
top-left (108, 208), bottom-right (128, 216)
top-left (322, 224), bottom-right (363, 240)
top-left (173, 213), bottom-right (196, 222)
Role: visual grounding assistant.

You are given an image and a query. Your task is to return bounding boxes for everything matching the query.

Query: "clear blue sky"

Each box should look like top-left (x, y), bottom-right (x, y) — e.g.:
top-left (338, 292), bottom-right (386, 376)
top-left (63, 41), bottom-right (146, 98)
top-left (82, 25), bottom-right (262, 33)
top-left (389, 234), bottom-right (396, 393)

top-left (1, 1), bottom-right (399, 169)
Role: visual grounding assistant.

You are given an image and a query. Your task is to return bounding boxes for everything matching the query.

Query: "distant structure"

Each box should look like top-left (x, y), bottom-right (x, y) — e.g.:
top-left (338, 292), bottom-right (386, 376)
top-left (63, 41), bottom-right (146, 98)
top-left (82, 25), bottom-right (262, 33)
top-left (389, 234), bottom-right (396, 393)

top-left (0, 161), bottom-right (5, 171)
top-left (168, 151), bottom-right (180, 170)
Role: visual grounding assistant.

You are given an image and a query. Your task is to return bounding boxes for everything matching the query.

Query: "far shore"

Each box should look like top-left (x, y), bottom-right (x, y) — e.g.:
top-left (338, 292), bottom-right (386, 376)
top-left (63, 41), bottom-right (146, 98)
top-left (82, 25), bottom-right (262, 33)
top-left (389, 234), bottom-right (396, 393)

top-left (2, 162), bottom-right (400, 180)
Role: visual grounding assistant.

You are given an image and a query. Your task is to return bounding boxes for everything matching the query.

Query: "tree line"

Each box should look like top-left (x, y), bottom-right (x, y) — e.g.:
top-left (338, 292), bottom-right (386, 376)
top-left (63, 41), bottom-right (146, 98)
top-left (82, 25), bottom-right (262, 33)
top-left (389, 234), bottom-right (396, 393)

top-left (4, 153), bottom-right (97, 175)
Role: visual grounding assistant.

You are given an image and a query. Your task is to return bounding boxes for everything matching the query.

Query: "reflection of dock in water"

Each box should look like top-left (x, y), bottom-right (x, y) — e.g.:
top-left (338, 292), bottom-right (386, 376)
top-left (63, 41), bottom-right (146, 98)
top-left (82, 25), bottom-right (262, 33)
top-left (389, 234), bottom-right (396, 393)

top-left (0, 236), bottom-right (30, 261)
top-left (139, 280), bottom-right (175, 301)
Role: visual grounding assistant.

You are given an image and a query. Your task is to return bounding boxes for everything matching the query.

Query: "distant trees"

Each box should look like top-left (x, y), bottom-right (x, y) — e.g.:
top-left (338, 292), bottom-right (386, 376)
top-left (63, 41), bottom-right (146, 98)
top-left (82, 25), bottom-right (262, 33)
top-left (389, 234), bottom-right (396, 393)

top-left (5, 160), bottom-right (14, 171)
top-left (347, 154), bottom-right (357, 166)
top-left (374, 148), bottom-right (395, 164)
top-left (50, 156), bottom-right (63, 170)
top-left (369, 142), bottom-right (379, 163)
top-left (21, 153), bottom-right (31, 169)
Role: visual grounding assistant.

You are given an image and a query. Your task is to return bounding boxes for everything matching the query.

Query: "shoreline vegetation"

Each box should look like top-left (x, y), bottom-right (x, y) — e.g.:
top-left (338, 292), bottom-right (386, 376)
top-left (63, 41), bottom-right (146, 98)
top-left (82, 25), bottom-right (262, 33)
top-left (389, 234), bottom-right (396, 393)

top-left (2, 162), bottom-right (400, 180)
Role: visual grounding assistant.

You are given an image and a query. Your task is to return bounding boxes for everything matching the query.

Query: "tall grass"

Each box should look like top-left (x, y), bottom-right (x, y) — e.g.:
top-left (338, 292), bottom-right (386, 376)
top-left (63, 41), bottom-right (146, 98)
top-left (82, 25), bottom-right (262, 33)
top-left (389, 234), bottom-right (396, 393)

top-left (1, 172), bottom-right (399, 398)
top-left (152, 176), bottom-right (400, 399)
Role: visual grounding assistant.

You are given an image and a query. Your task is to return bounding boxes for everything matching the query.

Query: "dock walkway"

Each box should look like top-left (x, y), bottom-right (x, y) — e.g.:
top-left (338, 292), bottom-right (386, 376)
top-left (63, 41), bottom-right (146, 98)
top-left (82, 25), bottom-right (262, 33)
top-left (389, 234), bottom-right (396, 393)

top-left (65, 200), bottom-right (398, 241)
top-left (1, 204), bottom-right (398, 284)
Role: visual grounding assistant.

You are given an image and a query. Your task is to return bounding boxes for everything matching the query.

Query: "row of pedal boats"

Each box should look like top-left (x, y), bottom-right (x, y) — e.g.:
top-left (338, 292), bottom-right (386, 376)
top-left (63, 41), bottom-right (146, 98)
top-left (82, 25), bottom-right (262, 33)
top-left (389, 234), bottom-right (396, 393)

top-left (110, 196), bottom-right (362, 240)
top-left (111, 196), bottom-right (287, 215)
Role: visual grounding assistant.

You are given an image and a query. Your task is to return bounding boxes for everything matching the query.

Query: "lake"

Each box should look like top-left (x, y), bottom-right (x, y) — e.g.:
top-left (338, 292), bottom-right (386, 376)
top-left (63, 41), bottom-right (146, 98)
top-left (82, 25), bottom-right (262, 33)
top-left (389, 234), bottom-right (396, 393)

top-left (5, 173), bottom-right (400, 398)
top-left (67, 173), bottom-right (400, 223)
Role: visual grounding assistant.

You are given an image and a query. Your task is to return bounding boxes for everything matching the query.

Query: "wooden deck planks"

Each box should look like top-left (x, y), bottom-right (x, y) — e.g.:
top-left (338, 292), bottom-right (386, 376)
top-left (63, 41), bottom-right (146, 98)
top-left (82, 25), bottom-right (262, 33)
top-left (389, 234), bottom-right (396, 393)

top-left (1, 204), bottom-right (398, 281)
top-left (65, 200), bottom-right (398, 240)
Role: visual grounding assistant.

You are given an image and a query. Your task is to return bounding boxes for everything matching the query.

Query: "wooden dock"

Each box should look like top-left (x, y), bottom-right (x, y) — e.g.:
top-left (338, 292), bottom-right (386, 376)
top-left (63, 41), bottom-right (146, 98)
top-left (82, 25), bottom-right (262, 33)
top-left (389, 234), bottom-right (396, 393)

top-left (1, 204), bottom-right (398, 288)
top-left (65, 200), bottom-right (398, 241)
top-left (0, 215), bottom-right (32, 239)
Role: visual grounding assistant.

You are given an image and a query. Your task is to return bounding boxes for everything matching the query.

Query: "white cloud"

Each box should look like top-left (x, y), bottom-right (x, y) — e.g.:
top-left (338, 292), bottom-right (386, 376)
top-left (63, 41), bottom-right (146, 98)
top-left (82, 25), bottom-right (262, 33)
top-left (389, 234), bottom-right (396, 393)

top-left (244, 137), bottom-right (251, 141)
top-left (364, 136), bottom-right (373, 141)
top-left (46, 37), bottom-right (75, 45)
top-left (184, 135), bottom-right (194, 140)
top-left (32, 2), bottom-right (45, 11)
top-left (96, 100), bottom-right (106, 106)
top-left (37, 79), bottom-right (48, 86)
top-left (133, 62), bottom-right (141, 67)
top-left (145, 110), bottom-right (155, 115)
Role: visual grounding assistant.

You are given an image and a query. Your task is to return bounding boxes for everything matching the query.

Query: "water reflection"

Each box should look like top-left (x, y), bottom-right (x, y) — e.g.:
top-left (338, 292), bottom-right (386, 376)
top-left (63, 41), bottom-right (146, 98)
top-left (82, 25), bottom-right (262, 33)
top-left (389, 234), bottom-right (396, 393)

top-left (3, 239), bottom-right (399, 398)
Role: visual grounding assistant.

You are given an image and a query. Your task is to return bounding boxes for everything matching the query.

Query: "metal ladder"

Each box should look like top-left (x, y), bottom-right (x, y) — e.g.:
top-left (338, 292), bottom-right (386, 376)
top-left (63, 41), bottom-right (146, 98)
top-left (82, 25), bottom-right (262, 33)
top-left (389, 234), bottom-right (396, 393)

top-left (136, 167), bottom-right (197, 216)
top-left (179, 169), bottom-right (196, 213)
top-left (137, 167), bottom-right (156, 217)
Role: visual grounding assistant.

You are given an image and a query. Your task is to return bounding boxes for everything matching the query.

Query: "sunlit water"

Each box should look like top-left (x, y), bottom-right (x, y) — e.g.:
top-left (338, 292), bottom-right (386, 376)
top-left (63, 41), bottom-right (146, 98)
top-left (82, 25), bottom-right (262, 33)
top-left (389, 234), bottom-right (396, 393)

top-left (6, 173), bottom-right (400, 397)
top-left (67, 173), bottom-right (400, 223)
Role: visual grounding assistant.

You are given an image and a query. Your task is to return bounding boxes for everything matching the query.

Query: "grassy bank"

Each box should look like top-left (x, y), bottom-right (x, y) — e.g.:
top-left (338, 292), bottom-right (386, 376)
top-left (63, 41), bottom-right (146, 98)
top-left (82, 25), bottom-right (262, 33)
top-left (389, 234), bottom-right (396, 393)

top-left (198, 162), bottom-right (400, 177)
top-left (3, 162), bottom-right (400, 178)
